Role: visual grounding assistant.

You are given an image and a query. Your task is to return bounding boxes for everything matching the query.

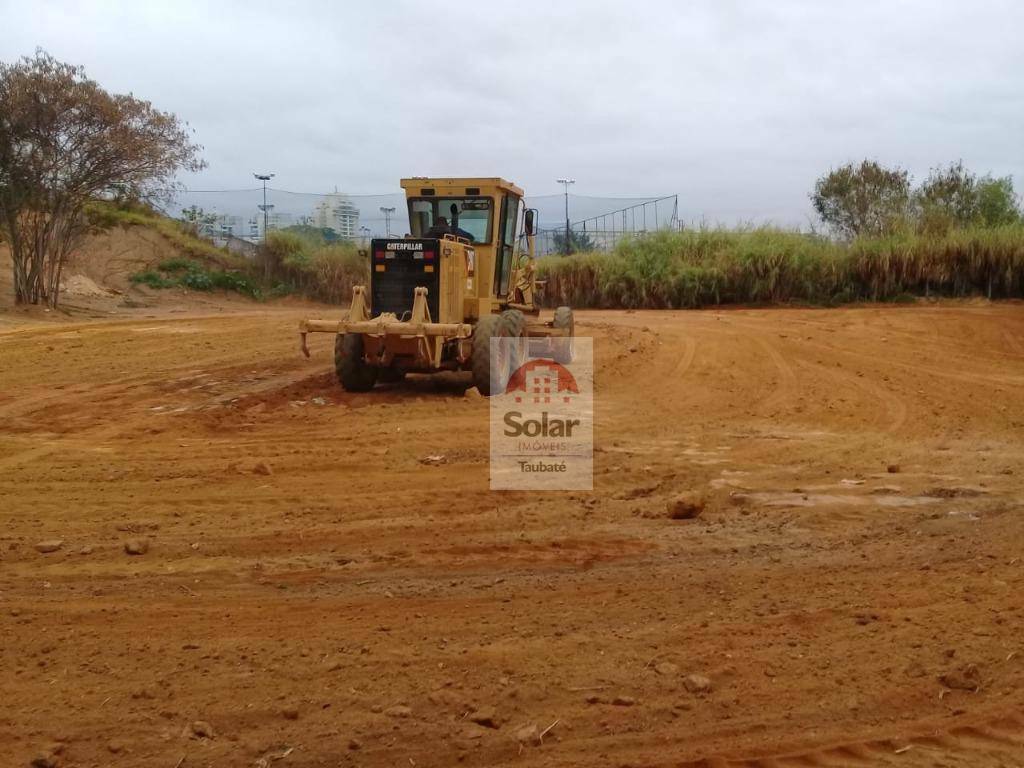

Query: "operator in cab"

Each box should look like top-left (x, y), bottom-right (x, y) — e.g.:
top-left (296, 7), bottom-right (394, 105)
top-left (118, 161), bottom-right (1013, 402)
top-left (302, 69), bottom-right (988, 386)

top-left (425, 204), bottom-right (474, 242)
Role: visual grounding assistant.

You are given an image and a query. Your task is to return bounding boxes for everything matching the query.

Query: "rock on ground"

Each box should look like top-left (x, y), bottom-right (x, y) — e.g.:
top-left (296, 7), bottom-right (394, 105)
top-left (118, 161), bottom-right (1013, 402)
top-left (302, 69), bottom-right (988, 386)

top-left (667, 493), bottom-right (705, 519)
top-left (683, 674), bottom-right (713, 694)
top-left (468, 707), bottom-right (499, 728)
top-left (34, 540), bottom-right (64, 554)
top-left (939, 663), bottom-right (981, 691)
top-left (190, 720), bottom-right (215, 739)
top-left (29, 751), bottom-right (60, 768)
top-left (123, 538), bottom-right (149, 555)
top-left (655, 661), bottom-right (680, 676)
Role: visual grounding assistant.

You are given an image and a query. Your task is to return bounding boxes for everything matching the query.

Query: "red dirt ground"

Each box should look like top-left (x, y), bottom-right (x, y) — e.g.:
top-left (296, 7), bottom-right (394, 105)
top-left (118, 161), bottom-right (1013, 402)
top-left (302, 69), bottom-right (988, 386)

top-left (2, 300), bottom-right (1024, 767)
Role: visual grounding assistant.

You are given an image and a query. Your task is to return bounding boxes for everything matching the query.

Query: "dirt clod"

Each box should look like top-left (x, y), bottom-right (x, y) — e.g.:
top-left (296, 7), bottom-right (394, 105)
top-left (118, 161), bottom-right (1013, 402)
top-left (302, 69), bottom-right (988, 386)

top-left (468, 707), bottom-right (499, 728)
top-left (939, 664), bottom-right (981, 691)
top-left (384, 705), bottom-right (411, 718)
top-left (655, 661), bottom-right (680, 676)
top-left (190, 720), bottom-right (215, 739)
top-left (29, 752), bottom-right (59, 768)
top-left (612, 695), bottom-right (636, 706)
top-left (252, 462), bottom-right (273, 476)
top-left (683, 674), bottom-right (713, 694)
top-left (514, 723), bottom-right (540, 745)
top-left (667, 493), bottom-right (704, 520)
top-left (34, 540), bottom-right (63, 554)
top-left (123, 538), bottom-right (149, 555)
top-left (281, 707), bottom-right (299, 720)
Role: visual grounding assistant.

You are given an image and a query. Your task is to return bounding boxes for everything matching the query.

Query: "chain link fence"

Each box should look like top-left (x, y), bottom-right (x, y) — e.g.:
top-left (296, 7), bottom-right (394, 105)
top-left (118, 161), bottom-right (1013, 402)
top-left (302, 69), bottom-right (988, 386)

top-left (166, 188), bottom-right (678, 254)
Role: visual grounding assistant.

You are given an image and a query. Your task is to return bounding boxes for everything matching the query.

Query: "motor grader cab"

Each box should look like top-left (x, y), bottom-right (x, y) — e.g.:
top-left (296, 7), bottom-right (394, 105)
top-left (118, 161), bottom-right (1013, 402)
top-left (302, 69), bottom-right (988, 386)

top-left (299, 177), bottom-right (574, 394)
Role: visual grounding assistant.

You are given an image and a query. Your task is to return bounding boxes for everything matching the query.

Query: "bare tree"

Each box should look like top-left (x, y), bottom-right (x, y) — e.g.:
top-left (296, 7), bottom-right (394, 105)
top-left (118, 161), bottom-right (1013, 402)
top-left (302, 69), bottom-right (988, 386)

top-left (0, 50), bottom-right (204, 307)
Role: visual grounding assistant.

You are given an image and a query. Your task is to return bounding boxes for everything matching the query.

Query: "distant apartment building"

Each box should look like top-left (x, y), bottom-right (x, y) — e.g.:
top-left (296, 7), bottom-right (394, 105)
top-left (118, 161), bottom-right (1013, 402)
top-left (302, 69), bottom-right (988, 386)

top-left (312, 193), bottom-right (360, 238)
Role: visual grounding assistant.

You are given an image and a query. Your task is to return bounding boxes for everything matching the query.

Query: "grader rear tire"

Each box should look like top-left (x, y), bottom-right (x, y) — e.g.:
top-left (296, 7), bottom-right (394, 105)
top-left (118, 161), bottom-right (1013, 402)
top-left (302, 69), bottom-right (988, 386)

top-left (335, 333), bottom-right (378, 392)
top-left (552, 306), bottom-right (575, 364)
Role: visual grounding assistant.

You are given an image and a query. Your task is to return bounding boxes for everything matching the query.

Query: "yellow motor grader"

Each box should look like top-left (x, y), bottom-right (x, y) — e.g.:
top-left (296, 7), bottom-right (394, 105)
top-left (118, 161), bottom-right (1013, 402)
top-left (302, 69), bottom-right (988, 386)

top-left (299, 177), bottom-right (574, 394)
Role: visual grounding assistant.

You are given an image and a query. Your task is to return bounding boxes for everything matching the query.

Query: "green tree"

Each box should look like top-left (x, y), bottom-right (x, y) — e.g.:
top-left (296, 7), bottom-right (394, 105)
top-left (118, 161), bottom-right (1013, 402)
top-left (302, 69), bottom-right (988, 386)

top-left (975, 175), bottom-right (1021, 227)
top-left (811, 160), bottom-right (911, 239)
top-left (915, 161), bottom-right (979, 233)
top-left (0, 50), bottom-right (204, 306)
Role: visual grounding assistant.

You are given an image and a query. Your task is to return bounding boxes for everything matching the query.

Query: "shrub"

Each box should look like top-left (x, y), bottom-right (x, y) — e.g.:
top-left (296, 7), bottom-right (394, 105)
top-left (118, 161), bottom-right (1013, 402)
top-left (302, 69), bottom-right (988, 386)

top-left (130, 259), bottom-right (261, 299)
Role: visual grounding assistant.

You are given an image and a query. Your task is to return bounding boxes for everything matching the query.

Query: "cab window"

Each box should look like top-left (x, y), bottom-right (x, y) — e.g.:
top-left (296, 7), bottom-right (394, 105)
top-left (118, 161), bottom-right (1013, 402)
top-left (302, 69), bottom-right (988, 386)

top-left (408, 197), bottom-right (493, 243)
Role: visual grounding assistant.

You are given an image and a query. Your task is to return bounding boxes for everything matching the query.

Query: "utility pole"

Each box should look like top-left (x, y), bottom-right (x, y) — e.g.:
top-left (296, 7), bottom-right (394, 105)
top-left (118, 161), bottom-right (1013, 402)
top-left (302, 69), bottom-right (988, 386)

top-left (254, 173), bottom-right (274, 242)
top-left (556, 178), bottom-right (575, 255)
top-left (380, 206), bottom-right (396, 237)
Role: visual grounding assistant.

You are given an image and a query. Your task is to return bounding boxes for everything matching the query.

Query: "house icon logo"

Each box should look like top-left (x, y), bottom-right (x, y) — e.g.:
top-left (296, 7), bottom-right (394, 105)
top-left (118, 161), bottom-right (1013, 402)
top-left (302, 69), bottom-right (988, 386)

top-left (504, 358), bottom-right (580, 405)
top-left (488, 337), bottom-right (593, 491)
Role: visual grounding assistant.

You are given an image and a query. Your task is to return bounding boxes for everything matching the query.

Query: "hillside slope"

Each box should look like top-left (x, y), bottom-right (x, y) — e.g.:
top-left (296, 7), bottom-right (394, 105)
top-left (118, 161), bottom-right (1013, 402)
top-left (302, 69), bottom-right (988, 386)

top-left (0, 212), bottom-right (304, 319)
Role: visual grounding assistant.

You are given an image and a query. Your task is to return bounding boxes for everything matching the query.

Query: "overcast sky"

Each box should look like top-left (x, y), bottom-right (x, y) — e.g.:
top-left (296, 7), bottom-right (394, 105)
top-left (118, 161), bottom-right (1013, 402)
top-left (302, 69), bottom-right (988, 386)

top-left (3, 0), bottom-right (1022, 227)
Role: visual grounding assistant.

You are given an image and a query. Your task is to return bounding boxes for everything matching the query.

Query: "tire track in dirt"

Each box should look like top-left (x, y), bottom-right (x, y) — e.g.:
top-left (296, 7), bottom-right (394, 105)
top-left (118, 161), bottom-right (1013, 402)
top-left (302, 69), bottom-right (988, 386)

top-left (794, 358), bottom-right (909, 433)
top-left (793, 334), bottom-right (1024, 389)
top-left (749, 333), bottom-right (800, 413)
top-left (1003, 329), bottom-right (1024, 357)
top-left (672, 334), bottom-right (698, 377)
top-left (0, 314), bottom-right (320, 465)
top-left (673, 713), bottom-right (1024, 768)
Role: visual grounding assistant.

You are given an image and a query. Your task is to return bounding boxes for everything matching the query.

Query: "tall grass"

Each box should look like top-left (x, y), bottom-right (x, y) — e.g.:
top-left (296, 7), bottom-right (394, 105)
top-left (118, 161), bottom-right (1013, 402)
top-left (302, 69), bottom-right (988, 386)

top-left (538, 225), bottom-right (1024, 308)
top-left (258, 230), bottom-right (367, 304)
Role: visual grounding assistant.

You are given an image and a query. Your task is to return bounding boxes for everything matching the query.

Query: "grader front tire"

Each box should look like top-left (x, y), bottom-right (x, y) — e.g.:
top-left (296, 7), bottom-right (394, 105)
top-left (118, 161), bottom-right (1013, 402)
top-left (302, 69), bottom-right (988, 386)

top-left (335, 333), bottom-right (378, 392)
top-left (471, 315), bottom-right (502, 396)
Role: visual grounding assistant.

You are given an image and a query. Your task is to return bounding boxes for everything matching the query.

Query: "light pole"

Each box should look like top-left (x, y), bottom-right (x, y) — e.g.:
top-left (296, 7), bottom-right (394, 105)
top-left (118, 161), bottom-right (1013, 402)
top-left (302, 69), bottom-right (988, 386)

top-left (379, 206), bottom-right (396, 237)
top-left (254, 173), bottom-right (274, 242)
top-left (556, 178), bottom-right (575, 255)
top-left (359, 225), bottom-right (371, 246)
